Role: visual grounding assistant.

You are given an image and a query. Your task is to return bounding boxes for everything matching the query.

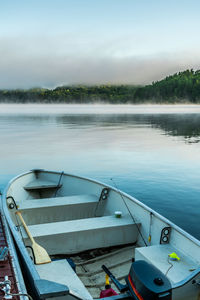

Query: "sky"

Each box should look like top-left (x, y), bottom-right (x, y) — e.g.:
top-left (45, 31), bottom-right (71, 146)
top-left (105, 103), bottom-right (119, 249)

top-left (1, 0), bottom-right (200, 89)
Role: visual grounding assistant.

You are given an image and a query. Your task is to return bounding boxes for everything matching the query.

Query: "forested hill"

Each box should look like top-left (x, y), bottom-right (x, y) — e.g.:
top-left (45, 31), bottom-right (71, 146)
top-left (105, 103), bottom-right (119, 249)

top-left (0, 69), bottom-right (200, 103)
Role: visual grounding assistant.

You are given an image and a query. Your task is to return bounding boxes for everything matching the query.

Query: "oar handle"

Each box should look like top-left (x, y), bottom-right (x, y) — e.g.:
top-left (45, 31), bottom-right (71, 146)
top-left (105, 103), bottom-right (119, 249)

top-left (15, 211), bottom-right (35, 244)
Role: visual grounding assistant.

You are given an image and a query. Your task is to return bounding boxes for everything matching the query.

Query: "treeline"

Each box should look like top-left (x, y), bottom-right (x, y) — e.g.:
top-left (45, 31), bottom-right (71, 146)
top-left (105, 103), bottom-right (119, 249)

top-left (136, 69), bottom-right (200, 103)
top-left (0, 69), bottom-right (200, 103)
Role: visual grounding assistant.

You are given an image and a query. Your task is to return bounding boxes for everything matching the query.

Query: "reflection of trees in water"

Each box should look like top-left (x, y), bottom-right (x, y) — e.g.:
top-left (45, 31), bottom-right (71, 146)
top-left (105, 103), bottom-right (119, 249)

top-left (57, 114), bottom-right (200, 144)
top-left (134, 114), bottom-right (200, 144)
top-left (2, 113), bottom-right (200, 144)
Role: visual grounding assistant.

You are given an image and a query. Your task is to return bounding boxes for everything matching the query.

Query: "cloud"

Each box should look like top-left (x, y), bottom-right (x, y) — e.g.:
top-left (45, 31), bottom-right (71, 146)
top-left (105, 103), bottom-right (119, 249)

top-left (0, 36), bottom-right (200, 89)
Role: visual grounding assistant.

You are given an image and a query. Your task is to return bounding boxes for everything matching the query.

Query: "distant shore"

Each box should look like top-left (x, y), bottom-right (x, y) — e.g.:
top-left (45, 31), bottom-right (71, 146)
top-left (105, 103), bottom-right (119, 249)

top-left (1, 69), bottom-right (200, 104)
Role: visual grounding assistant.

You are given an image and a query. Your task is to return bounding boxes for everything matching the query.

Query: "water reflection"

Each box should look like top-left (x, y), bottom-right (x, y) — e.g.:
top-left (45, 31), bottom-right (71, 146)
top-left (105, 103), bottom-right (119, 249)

top-left (56, 114), bottom-right (200, 143)
top-left (1, 113), bottom-right (200, 143)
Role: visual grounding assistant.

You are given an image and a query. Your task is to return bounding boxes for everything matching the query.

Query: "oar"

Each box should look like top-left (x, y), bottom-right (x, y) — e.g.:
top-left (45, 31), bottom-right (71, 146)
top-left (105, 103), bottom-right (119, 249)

top-left (15, 211), bottom-right (51, 265)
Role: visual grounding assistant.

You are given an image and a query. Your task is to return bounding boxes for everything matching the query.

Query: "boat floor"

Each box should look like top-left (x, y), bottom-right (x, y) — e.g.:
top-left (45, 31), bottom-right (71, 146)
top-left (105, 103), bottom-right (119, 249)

top-left (51, 244), bottom-right (136, 299)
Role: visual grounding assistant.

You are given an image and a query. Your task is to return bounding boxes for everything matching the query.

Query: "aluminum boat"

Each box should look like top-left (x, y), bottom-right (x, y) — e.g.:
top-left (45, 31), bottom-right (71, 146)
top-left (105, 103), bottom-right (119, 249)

top-left (2, 169), bottom-right (200, 299)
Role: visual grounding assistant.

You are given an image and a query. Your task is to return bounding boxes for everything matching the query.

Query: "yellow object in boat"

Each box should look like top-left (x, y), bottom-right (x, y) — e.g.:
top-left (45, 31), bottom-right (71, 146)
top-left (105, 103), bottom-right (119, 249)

top-left (105, 274), bottom-right (110, 286)
top-left (169, 252), bottom-right (180, 261)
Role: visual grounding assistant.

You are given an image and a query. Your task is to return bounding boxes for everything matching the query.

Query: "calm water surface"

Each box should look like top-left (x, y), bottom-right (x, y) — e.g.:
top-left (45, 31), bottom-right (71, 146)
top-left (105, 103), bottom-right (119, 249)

top-left (0, 104), bottom-right (200, 240)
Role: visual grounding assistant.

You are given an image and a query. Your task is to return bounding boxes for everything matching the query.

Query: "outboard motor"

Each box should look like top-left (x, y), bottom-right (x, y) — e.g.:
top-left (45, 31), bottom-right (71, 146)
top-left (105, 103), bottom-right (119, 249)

top-left (126, 260), bottom-right (172, 300)
top-left (102, 260), bottom-right (172, 300)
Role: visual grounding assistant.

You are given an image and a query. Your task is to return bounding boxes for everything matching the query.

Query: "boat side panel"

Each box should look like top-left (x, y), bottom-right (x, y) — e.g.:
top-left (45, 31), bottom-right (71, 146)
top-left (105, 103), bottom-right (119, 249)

top-left (103, 189), bottom-right (170, 247)
top-left (6, 172), bottom-right (36, 203)
top-left (38, 171), bottom-right (105, 197)
top-left (104, 189), bottom-right (200, 265)
top-left (172, 272), bottom-right (200, 300)
top-left (170, 229), bottom-right (200, 262)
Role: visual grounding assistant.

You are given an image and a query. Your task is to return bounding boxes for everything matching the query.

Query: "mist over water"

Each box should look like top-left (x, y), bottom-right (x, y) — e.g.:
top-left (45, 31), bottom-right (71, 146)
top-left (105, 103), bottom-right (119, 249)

top-left (0, 104), bottom-right (200, 240)
top-left (1, 104), bottom-right (200, 114)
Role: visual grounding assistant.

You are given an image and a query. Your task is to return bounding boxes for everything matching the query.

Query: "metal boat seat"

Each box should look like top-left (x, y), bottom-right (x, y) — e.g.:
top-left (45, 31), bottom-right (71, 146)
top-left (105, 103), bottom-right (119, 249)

top-left (24, 180), bottom-right (62, 191)
top-left (19, 194), bottom-right (99, 225)
top-left (22, 215), bottom-right (140, 255)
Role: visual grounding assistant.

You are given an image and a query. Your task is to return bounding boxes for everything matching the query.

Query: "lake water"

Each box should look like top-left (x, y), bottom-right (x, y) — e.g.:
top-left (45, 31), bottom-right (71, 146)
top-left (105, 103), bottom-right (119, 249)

top-left (0, 104), bottom-right (200, 240)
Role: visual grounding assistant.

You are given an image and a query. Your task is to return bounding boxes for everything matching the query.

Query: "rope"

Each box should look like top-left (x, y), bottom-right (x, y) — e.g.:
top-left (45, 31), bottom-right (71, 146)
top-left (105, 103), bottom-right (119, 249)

top-left (110, 178), bottom-right (147, 247)
top-left (8, 293), bottom-right (33, 300)
top-left (165, 256), bottom-right (174, 276)
top-left (148, 212), bottom-right (153, 244)
top-left (25, 246), bottom-right (36, 264)
top-left (15, 211), bottom-right (27, 246)
top-left (54, 171), bottom-right (64, 197)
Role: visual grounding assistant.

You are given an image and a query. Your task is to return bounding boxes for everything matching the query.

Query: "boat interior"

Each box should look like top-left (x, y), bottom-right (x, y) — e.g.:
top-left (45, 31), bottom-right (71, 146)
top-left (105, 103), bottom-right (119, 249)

top-left (5, 170), bottom-right (200, 299)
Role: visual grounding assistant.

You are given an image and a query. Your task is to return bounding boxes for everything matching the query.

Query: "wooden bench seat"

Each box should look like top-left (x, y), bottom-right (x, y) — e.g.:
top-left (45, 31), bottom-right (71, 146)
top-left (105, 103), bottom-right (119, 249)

top-left (24, 215), bottom-right (140, 254)
top-left (135, 244), bottom-right (198, 284)
top-left (19, 194), bottom-right (99, 225)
